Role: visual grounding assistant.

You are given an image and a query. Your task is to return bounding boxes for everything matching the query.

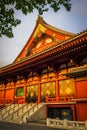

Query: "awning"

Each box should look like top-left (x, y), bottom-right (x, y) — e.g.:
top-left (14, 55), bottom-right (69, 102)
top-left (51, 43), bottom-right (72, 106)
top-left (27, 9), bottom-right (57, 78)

top-left (65, 65), bottom-right (87, 77)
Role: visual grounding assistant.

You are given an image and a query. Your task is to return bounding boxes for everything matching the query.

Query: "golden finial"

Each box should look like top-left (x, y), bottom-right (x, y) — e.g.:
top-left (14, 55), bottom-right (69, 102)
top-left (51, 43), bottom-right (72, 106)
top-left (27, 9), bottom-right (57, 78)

top-left (37, 15), bottom-right (43, 23)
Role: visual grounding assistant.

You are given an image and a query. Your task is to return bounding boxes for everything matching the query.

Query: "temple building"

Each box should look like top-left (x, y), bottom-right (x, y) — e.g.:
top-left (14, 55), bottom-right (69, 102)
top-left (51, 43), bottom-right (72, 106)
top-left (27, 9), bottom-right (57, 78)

top-left (0, 16), bottom-right (87, 121)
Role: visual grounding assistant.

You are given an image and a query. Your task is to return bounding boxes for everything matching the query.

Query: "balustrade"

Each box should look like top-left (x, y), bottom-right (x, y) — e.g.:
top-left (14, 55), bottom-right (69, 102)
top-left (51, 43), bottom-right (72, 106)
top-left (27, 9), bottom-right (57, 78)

top-left (0, 99), bottom-right (13, 105)
top-left (47, 118), bottom-right (87, 130)
top-left (45, 95), bottom-right (74, 103)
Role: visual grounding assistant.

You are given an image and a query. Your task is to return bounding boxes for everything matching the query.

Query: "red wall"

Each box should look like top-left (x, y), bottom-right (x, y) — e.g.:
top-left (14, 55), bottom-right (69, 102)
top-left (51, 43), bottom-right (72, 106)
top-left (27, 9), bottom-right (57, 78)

top-left (75, 80), bottom-right (87, 98)
top-left (75, 79), bottom-right (87, 121)
top-left (0, 90), bottom-right (4, 99)
top-left (76, 103), bottom-right (87, 121)
top-left (5, 89), bottom-right (14, 100)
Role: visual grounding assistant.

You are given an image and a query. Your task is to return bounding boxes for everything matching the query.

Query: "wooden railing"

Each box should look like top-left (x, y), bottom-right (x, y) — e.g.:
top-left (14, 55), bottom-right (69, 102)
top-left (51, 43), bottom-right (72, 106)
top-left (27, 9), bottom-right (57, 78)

top-left (45, 96), bottom-right (74, 103)
top-left (0, 99), bottom-right (13, 104)
top-left (47, 118), bottom-right (87, 130)
top-left (14, 98), bottom-right (25, 104)
top-left (0, 98), bottom-right (25, 105)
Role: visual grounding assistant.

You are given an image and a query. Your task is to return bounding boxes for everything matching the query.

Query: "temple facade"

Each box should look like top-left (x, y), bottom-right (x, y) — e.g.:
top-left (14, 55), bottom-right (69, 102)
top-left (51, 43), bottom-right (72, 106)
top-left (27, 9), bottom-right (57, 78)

top-left (0, 16), bottom-right (87, 121)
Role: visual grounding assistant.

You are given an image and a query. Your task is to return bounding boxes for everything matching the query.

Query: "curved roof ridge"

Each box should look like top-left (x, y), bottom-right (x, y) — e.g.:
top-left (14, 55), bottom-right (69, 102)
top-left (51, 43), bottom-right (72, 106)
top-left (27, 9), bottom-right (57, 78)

top-left (37, 15), bottom-right (75, 36)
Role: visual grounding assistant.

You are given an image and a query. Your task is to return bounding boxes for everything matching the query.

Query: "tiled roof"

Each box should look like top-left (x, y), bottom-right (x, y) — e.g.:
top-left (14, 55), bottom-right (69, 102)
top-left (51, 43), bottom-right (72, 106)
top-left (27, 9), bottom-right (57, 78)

top-left (65, 65), bottom-right (87, 77)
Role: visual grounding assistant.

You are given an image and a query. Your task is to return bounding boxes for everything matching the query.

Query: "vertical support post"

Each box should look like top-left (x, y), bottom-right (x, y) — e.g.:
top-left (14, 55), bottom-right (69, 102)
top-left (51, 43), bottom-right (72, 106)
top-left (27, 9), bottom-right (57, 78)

top-left (47, 118), bottom-right (50, 127)
top-left (13, 82), bottom-right (15, 104)
top-left (71, 105), bottom-right (76, 120)
top-left (24, 79), bottom-right (27, 103)
top-left (4, 84), bottom-right (6, 104)
top-left (38, 76), bottom-right (41, 103)
top-left (85, 121), bottom-right (87, 129)
top-left (55, 72), bottom-right (59, 102)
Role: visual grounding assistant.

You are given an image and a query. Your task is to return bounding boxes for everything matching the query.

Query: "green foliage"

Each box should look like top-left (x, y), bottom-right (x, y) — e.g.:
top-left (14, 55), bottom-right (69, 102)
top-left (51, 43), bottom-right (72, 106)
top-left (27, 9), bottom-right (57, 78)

top-left (0, 0), bottom-right (71, 38)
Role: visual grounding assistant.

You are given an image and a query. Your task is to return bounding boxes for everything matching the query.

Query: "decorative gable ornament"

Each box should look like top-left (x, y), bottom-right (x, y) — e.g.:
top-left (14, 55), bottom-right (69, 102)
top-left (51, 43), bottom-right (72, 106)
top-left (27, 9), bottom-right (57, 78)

top-left (14, 16), bottom-right (74, 63)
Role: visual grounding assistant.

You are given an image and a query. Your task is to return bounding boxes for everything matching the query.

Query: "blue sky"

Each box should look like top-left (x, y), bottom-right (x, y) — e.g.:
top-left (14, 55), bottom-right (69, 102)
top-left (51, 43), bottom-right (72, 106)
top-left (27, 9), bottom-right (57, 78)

top-left (0, 0), bottom-right (87, 68)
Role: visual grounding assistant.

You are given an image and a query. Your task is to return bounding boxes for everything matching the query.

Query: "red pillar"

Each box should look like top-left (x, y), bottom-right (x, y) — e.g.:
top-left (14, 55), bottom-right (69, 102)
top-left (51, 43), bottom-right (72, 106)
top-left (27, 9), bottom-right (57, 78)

top-left (12, 82), bottom-right (15, 103)
top-left (71, 105), bottom-right (76, 120)
top-left (38, 76), bottom-right (41, 103)
top-left (55, 72), bottom-right (59, 102)
top-left (38, 83), bottom-right (41, 103)
top-left (24, 80), bottom-right (27, 103)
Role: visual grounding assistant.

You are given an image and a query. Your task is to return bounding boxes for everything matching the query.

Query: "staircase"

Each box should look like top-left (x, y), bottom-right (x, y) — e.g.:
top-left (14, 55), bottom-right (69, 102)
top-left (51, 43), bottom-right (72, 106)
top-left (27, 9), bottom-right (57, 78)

top-left (0, 103), bottom-right (45, 124)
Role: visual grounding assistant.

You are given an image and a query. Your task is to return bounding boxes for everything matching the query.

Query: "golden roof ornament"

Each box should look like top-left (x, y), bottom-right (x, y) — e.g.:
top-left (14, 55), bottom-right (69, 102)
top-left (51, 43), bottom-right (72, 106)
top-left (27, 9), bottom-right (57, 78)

top-left (37, 15), bottom-right (43, 23)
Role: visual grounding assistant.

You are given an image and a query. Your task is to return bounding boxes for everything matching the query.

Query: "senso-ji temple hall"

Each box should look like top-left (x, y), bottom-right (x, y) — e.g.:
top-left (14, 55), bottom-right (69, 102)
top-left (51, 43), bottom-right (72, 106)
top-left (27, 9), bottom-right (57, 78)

top-left (0, 16), bottom-right (87, 121)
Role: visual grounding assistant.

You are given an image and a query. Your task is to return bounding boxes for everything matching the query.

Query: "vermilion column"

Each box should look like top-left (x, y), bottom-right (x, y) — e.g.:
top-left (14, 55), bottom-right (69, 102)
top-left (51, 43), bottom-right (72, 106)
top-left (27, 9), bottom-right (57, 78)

top-left (13, 82), bottom-right (16, 103)
top-left (55, 72), bottom-right (59, 102)
top-left (12, 82), bottom-right (15, 103)
top-left (71, 105), bottom-right (76, 120)
top-left (24, 80), bottom-right (27, 103)
top-left (38, 83), bottom-right (41, 103)
top-left (38, 76), bottom-right (41, 103)
top-left (4, 84), bottom-right (6, 104)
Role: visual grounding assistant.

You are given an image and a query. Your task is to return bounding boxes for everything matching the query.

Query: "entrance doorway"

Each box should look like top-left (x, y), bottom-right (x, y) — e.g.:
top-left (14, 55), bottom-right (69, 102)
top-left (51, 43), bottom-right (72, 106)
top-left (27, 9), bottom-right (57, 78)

top-left (48, 107), bottom-right (73, 120)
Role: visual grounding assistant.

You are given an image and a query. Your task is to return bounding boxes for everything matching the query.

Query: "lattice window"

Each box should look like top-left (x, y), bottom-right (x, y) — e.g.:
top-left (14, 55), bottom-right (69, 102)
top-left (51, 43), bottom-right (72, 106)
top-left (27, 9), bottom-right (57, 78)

top-left (59, 79), bottom-right (75, 96)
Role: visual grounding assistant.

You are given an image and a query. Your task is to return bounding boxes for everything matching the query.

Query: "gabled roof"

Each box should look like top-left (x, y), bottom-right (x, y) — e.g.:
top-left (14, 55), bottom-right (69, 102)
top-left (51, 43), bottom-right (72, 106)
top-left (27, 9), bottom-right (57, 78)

top-left (14, 16), bottom-right (74, 63)
top-left (0, 25), bottom-right (87, 77)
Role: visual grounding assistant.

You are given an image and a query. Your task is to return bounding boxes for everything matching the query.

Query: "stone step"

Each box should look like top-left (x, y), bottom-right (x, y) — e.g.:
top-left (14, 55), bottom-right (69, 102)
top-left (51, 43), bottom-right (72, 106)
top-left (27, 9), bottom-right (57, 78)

top-left (28, 120), bottom-right (46, 125)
